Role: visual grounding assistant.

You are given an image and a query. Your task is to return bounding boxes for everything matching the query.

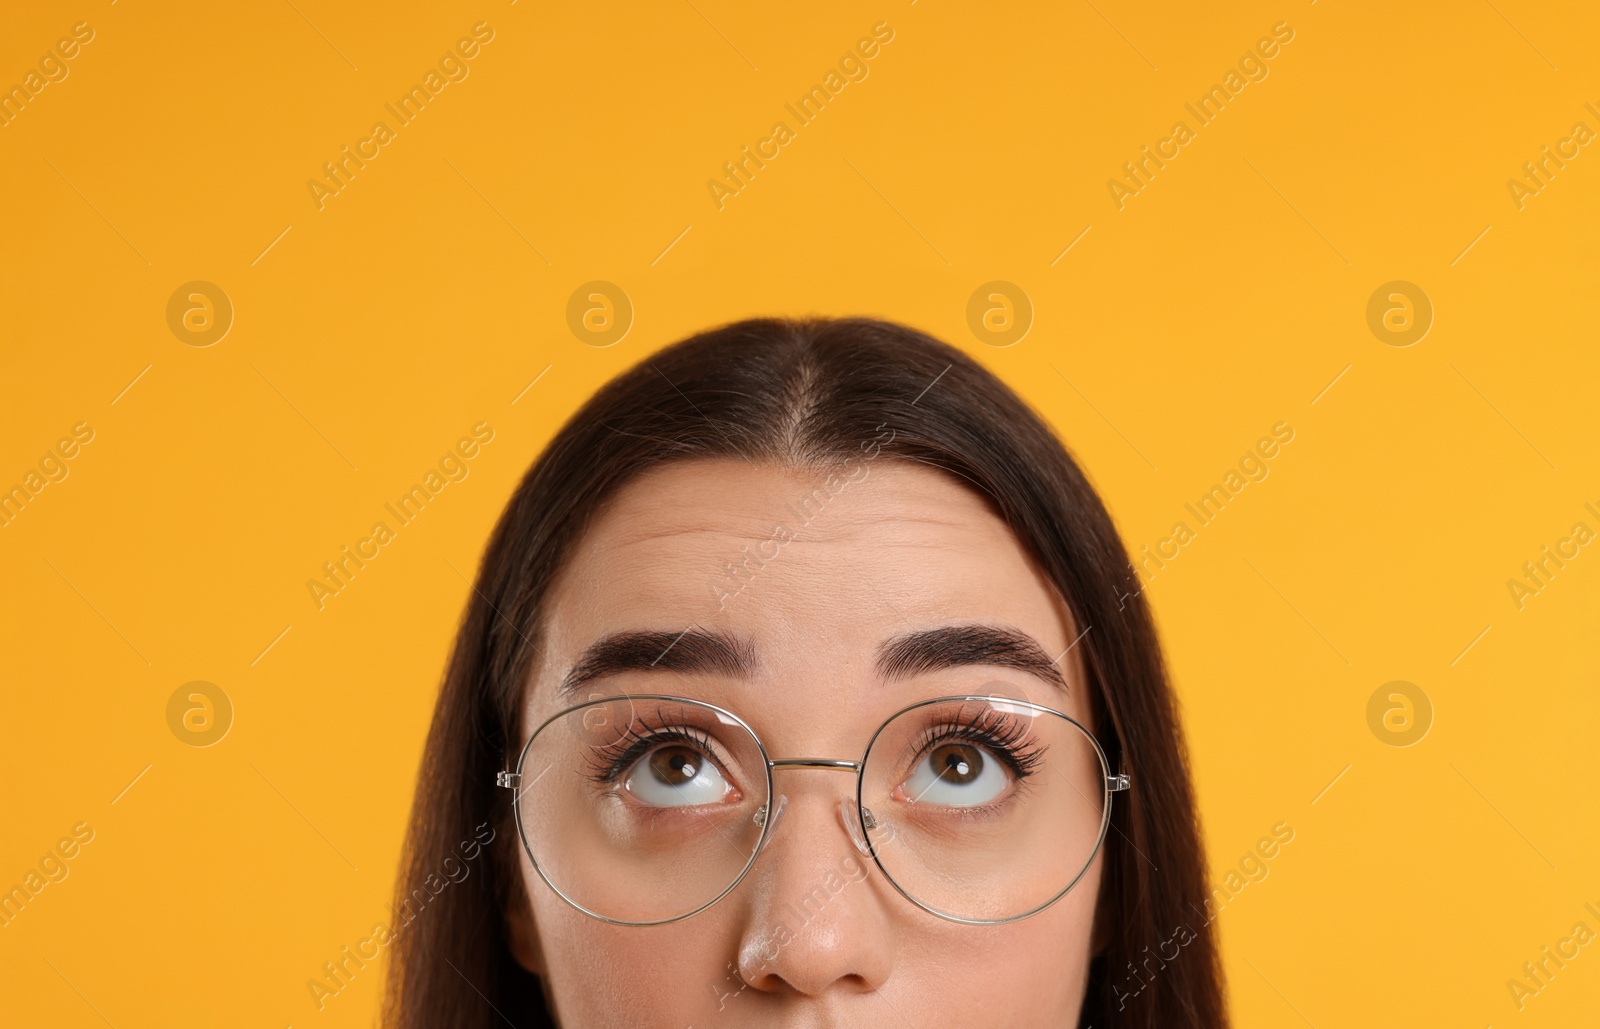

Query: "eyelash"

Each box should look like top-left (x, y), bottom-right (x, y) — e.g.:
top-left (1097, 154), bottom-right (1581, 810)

top-left (908, 707), bottom-right (1047, 782)
top-left (583, 707), bottom-right (1049, 790)
top-left (585, 715), bottom-right (721, 787)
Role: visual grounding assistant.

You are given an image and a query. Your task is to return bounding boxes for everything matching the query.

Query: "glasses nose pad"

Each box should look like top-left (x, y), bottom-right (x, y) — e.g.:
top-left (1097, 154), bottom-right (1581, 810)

top-left (839, 796), bottom-right (877, 856)
top-left (753, 793), bottom-right (787, 854)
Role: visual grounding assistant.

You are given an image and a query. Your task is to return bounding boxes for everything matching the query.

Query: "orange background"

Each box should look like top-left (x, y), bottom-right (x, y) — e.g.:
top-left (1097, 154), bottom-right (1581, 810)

top-left (2, 1), bottom-right (1598, 1025)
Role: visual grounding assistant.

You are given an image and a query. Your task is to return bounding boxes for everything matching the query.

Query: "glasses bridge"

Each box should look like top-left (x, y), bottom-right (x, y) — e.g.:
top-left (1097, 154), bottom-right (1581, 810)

top-left (770, 758), bottom-right (860, 772)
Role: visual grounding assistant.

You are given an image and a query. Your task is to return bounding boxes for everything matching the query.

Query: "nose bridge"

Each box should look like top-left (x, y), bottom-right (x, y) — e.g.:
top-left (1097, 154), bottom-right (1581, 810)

top-left (734, 759), bottom-right (897, 997)
top-left (754, 759), bottom-right (881, 858)
top-left (754, 759), bottom-right (863, 834)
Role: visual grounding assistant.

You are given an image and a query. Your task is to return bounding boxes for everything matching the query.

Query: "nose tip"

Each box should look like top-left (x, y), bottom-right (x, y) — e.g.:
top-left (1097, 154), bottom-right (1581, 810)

top-left (733, 791), bottom-right (897, 998)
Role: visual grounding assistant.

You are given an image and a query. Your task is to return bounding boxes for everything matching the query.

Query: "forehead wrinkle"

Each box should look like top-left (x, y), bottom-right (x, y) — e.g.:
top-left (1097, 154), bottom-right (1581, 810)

top-left (588, 463), bottom-right (1003, 546)
top-left (596, 509), bottom-right (1002, 556)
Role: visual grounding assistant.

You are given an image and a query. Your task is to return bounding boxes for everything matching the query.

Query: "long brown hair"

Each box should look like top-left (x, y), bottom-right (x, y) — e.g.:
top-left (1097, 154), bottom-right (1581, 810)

top-left (383, 316), bottom-right (1227, 1027)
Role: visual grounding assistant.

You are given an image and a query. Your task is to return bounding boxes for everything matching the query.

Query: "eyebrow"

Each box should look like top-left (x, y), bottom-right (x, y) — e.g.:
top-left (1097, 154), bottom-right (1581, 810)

top-left (557, 627), bottom-right (755, 698)
top-left (876, 624), bottom-right (1069, 693)
top-left (556, 623), bottom-right (1068, 697)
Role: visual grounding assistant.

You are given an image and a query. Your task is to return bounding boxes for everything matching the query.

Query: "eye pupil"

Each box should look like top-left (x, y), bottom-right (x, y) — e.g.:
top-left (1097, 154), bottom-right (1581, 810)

top-left (650, 746), bottom-right (699, 785)
top-left (932, 743), bottom-right (982, 784)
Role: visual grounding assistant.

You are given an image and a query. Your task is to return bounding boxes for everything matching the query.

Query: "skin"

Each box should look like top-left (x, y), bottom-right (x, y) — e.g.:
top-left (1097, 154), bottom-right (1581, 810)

top-left (507, 457), bottom-right (1105, 1028)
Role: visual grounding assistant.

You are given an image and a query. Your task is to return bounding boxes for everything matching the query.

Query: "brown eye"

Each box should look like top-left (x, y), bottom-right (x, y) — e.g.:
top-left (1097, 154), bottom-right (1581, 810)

top-left (930, 743), bottom-right (983, 784)
top-left (622, 744), bottom-right (734, 807)
top-left (649, 746), bottom-right (701, 786)
top-left (902, 740), bottom-right (1009, 807)
top-left (624, 739), bottom-right (736, 812)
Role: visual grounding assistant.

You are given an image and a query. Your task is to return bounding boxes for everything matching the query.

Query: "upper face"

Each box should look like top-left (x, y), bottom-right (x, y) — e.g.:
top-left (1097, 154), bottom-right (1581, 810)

top-left (509, 457), bottom-right (1105, 1028)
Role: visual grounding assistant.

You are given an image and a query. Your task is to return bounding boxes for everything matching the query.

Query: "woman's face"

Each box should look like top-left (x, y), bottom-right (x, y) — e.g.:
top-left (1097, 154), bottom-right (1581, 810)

top-left (509, 458), bottom-right (1104, 1027)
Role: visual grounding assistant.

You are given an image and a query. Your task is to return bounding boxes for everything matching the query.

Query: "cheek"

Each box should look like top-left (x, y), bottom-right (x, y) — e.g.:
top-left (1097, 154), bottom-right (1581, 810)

top-left (957, 862), bottom-right (1099, 1008)
top-left (882, 874), bottom-right (1097, 1023)
top-left (522, 857), bottom-right (743, 1025)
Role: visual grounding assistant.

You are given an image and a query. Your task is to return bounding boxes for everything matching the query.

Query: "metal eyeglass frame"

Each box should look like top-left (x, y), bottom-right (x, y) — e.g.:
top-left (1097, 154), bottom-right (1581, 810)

top-left (495, 692), bottom-right (1131, 928)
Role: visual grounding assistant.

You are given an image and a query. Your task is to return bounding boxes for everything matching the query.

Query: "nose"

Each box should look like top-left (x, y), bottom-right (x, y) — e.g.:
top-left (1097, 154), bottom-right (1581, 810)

top-left (733, 778), bottom-right (898, 998)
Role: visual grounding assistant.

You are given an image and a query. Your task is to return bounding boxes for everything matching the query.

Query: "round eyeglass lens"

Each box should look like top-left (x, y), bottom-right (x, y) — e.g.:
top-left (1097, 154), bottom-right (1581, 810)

top-left (858, 697), bottom-right (1112, 923)
top-left (513, 695), bottom-right (770, 925)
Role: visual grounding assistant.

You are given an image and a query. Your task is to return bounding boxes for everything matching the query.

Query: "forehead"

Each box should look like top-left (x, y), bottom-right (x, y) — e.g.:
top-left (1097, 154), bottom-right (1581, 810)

top-left (526, 457), bottom-right (1088, 731)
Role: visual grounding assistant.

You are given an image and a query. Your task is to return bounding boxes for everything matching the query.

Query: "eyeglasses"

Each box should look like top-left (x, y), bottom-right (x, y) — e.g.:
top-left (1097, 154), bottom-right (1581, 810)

top-left (496, 693), bottom-right (1129, 927)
